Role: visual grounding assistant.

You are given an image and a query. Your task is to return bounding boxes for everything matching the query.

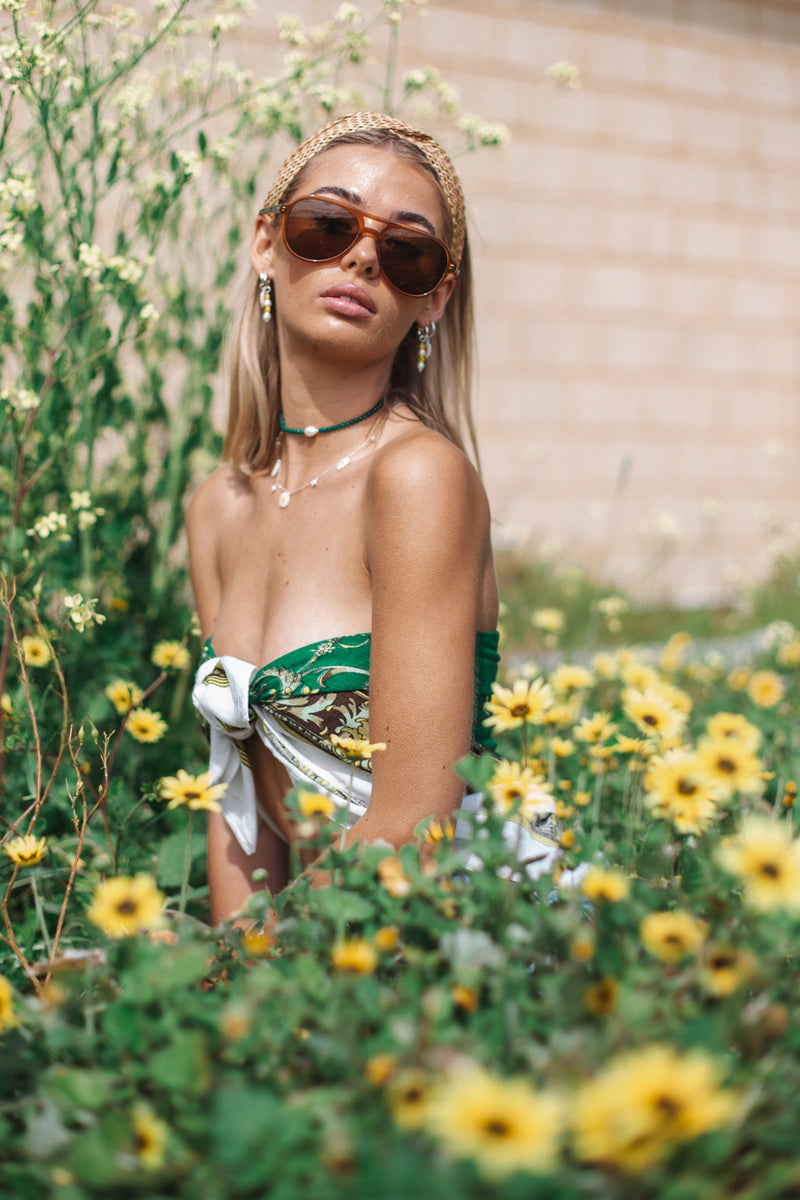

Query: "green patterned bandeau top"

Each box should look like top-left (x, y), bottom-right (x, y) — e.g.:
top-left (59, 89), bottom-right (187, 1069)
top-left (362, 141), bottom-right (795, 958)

top-left (199, 631), bottom-right (500, 770)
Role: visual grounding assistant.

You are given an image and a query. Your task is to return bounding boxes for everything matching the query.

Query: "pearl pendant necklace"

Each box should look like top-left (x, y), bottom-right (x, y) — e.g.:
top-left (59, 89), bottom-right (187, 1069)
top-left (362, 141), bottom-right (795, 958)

top-left (269, 427), bottom-right (379, 508)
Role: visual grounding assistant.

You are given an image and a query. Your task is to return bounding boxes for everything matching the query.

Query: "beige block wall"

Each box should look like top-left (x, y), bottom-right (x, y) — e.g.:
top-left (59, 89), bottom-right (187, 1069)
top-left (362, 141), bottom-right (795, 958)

top-left (234, 0), bottom-right (800, 606)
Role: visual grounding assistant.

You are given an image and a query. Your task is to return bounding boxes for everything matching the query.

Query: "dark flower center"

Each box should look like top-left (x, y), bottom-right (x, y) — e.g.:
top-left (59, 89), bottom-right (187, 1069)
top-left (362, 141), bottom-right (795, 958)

top-left (484, 1118), bottom-right (512, 1138)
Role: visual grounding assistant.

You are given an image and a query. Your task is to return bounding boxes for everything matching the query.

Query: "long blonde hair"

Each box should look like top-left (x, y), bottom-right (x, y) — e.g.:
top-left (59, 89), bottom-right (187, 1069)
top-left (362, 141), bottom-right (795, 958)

top-left (223, 114), bottom-right (476, 475)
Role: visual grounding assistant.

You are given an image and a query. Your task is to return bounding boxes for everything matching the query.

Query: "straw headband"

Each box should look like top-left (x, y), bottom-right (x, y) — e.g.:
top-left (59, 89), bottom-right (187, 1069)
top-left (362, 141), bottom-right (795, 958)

top-left (260, 111), bottom-right (466, 270)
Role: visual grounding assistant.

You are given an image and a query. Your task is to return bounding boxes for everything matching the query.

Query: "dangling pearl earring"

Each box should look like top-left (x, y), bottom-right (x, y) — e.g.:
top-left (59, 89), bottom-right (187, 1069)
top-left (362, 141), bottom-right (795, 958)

top-left (417, 322), bottom-right (435, 373)
top-left (258, 272), bottom-right (273, 323)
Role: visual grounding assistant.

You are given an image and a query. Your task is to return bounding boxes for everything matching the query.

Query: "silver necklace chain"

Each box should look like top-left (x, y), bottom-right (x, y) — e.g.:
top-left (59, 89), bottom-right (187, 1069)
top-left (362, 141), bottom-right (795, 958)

top-left (269, 425), bottom-right (381, 508)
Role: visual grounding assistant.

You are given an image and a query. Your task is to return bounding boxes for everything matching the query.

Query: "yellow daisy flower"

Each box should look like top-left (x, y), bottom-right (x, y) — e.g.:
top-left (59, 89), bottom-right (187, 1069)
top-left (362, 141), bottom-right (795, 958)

top-left (716, 814), bottom-right (800, 912)
top-left (373, 926), bottom-right (401, 952)
top-left (571, 934), bottom-right (595, 962)
top-left (643, 749), bottom-right (721, 835)
top-left (21, 634), bottom-right (51, 667)
top-left (540, 698), bottom-right (581, 729)
top-left (329, 733), bottom-right (386, 761)
top-left (388, 1069), bottom-right (434, 1131)
top-left (696, 735), bottom-right (763, 799)
top-left (489, 760), bottom-right (554, 819)
top-left (330, 938), bottom-right (378, 974)
top-left (365, 1053), bottom-right (397, 1086)
top-left (572, 1044), bottom-right (735, 1173)
top-left (700, 943), bottom-right (756, 997)
top-left (220, 1002), bottom-right (252, 1042)
top-left (777, 637), bottom-right (800, 668)
top-left (1, 693), bottom-right (12, 715)
top-left (3, 833), bottom-right (47, 866)
top-left (583, 977), bottom-right (619, 1015)
top-left (105, 679), bottom-right (143, 714)
top-left (613, 734), bottom-right (648, 756)
top-left (131, 1103), bottom-right (169, 1170)
top-left (423, 817), bottom-right (455, 844)
top-left (296, 789), bottom-right (336, 819)
top-left (705, 711), bottom-right (761, 751)
top-left (654, 679), bottom-right (693, 715)
top-left (87, 874), bottom-right (165, 938)
top-left (623, 687), bottom-right (687, 743)
top-left (429, 1068), bottom-right (563, 1179)
top-left (549, 663), bottom-right (595, 694)
top-left (0, 976), bottom-right (19, 1033)
top-left (531, 607), bottom-right (564, 634)
top-left (574, 711), bottom-right (617, 744)
top-left (484, 678), bottom-right (553, 732)
top-left (747, 669), bottom-right (785, 709)
top-left (727, 665), bottom-right (751, 691)
top-left (550, 736), bottom-right (575, 758)
top-left (620, 660), bottom-right (659, 691)
top-left (659, 631), bottom-right (692, 673)
top-left (581, 866), bottom-right (629, 903)
top-left (126, 707), bottom-right (168, 743)
top-left (151, 640), bottom-right (191, 671)
top-left (452, 983), bottom-right (479, 1011)
top-left (377, 856), bottom-right (413, 898)
top-left (591, 652), bottom-right (619, 679)
top-left (241, 926), bottom-right (275, 958)
top-left (160, 769), bottom-right (227, 812)
top-left (640, 910), bottom-right (706, 963)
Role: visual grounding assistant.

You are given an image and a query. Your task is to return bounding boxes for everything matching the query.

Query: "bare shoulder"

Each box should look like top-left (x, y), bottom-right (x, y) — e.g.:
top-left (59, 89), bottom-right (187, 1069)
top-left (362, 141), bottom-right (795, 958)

top-left (186, 465), bottom-right (252, 536)
top-left (366, 425), bottom-right (489, 535)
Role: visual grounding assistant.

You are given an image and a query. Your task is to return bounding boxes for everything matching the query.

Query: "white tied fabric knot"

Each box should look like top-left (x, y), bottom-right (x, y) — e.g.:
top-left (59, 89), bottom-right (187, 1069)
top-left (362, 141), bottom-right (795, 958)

top-left (192, 655), bottom-right (260, 854)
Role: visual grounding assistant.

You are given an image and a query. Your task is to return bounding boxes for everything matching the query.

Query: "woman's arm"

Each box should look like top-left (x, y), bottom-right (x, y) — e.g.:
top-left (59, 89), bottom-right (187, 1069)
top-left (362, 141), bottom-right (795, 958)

top-left (342, 430), bottom-right (493, 850)
top-left (185, 472), bottom-right (225, 640)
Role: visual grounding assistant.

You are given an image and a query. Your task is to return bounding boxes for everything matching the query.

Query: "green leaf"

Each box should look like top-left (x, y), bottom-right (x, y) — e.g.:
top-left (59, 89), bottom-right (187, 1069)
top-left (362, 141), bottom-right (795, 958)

top-left (44, 1067), bottom-right (117, 1112)
top-left (149, 1029), bottom-right (210, 1095)
top-left (122, 941), bottom-right (210, 1003)
top-left (155, 828), bottom-right (206, 887)
top-left (311, 887), bottom-right (375, 926)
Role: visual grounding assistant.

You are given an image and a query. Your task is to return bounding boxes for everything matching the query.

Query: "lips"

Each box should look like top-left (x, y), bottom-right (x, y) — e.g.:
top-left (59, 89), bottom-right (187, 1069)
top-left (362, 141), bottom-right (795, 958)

top-left (320, 283), bottom-right (377, 317)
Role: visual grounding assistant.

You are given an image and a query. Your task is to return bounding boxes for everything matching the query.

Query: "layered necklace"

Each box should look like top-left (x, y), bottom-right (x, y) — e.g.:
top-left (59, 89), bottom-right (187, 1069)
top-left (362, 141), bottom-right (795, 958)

top-left (270, 399), bottom-right (388, 509)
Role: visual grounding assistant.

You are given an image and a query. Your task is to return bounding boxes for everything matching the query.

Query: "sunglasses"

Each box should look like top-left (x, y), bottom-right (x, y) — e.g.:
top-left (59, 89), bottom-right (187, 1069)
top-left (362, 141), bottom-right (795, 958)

top-left (260, 195), bottom-right (456, 298)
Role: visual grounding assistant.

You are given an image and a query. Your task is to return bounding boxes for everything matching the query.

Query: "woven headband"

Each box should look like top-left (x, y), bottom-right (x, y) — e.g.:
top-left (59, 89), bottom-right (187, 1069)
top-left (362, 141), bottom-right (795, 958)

top-left (261, 111), bottom-right (466, 269)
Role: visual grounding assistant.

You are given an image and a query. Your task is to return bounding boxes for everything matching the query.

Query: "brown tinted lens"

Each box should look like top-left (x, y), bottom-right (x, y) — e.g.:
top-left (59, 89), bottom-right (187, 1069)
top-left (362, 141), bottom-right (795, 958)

top-left (283, 197), bottom-right (448, 296)
top-left (378, 229), bottom-right (448, 296)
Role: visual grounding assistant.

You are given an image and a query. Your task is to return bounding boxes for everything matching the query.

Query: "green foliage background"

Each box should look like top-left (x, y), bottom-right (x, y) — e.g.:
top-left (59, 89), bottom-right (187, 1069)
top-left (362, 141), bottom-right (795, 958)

top-left (3, 4), bottom-right (800, 1199)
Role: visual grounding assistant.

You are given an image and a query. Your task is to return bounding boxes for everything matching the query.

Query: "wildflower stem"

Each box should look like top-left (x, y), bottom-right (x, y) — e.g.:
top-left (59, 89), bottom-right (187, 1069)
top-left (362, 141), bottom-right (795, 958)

top-left (30, 874), bottom-right (52, 959)
top-left (178, 811), bottom-right (194, 914)
top-left (591, 766), bottom-right (604, 830)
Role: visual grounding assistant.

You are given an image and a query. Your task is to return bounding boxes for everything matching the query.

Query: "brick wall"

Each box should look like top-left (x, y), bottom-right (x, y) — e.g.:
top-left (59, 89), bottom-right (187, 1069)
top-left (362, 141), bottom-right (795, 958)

top-left (235, 0), bottom-right (800, 605)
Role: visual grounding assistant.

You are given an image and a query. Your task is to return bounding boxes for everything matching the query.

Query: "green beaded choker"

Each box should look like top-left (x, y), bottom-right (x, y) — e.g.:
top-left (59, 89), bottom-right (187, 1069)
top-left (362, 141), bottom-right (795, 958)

top-left (279, 397), bottom-right (385, 438)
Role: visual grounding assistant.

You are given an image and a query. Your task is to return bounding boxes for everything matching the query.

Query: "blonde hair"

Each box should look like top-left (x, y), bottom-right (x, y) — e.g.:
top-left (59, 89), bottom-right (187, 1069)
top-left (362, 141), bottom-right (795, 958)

top-left (224, 112), bottom-right (476, 475)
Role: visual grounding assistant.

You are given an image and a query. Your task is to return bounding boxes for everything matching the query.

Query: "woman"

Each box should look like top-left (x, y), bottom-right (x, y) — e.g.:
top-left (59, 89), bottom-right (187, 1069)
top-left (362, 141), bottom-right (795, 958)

top-left (188, 112), bottom-right (499, 924)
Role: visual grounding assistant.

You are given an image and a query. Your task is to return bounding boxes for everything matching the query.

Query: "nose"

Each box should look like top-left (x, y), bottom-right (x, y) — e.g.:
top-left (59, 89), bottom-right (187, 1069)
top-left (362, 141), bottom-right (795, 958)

top-left (342, 225), bottom-right (382, 277)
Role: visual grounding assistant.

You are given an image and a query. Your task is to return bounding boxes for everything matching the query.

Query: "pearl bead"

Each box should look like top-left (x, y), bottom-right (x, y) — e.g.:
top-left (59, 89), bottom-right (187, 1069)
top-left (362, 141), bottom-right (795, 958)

top-left (303, 425), bottom-right (318, 438)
